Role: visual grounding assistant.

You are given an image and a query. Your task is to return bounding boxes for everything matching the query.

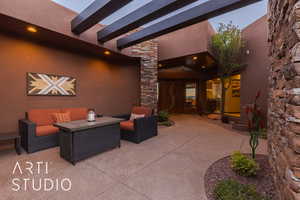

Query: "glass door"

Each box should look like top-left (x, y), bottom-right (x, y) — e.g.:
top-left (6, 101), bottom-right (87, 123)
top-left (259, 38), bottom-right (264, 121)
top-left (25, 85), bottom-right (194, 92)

top-left (184, 82), bottom-right (197, 113)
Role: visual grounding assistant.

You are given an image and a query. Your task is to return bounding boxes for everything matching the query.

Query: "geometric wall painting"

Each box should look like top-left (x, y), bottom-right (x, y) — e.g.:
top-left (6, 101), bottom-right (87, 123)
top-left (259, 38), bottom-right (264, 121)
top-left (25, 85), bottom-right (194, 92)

top-left (27, 72), bottom-right (76, 96)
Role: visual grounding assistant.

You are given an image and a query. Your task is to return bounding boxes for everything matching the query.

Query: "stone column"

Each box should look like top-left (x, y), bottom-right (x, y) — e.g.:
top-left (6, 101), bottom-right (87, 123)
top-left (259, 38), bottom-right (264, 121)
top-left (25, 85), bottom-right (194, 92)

top-left (268, 1), bottom-right (300, 199)
top-left (130, 40), bottom-right (158, 112)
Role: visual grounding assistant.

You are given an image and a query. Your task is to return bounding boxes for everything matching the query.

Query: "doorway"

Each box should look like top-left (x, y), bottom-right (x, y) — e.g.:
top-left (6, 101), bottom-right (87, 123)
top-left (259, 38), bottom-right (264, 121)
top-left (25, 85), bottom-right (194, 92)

top-left (184, 82), bottom-right (198, 113)
top-left (158, 80), bottom-right (199, 114)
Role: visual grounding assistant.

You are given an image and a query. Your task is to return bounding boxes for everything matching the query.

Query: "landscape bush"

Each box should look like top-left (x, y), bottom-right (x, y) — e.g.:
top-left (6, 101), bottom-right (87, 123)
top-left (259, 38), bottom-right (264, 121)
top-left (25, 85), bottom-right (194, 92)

top-left (230, 151), bottom-right (260, 177)
top-left (158, 110), bottom-right (170, 122)
top-left (214, 179), bottom-right (269, 200)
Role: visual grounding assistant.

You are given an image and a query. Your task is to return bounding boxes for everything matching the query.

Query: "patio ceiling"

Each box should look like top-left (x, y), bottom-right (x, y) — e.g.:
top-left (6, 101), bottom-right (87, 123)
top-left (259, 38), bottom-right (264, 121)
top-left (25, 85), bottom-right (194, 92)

top-left (158, 52), bottom-right (217, 72)
top-left (0, 14), bottom-right (140, 64)
top-left (73, 0), bottom-right (263, 49)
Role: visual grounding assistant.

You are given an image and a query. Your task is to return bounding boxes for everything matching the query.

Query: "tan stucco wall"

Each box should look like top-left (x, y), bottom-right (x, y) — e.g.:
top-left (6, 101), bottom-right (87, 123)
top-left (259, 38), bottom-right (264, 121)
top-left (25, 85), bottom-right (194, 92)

top-left (240, 15), bottom-right (269, 121)
top-left (157, 21), bottom-right (215, 61)
top-left (0, 33), bottom-right (140, 132)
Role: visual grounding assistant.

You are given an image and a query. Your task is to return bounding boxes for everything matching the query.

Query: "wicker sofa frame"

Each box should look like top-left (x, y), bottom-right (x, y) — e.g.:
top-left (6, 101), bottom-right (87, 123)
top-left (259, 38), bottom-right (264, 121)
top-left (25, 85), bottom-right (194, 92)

top-left (19, 119), bottom-right (59, 153)
top-left (116, 114), bottom-right (158, 144)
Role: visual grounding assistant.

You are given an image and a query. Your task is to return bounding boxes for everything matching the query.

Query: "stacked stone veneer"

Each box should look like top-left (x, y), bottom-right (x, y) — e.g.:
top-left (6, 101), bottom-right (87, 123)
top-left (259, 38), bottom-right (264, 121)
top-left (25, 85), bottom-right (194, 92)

top-left (269, 0), bottom-right (300, 199)
top-left (129, 40), bottom-right (158, 112)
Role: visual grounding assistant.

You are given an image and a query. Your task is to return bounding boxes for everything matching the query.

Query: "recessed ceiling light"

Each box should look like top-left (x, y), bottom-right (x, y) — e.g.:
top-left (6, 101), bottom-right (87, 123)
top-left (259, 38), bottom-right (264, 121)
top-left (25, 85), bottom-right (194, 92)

top-left (192, 56), bottom-right (198, 60)
top-left (27, 26), bottom-right (37, 33)
top-left (104, 50), bottom-right (111, 55)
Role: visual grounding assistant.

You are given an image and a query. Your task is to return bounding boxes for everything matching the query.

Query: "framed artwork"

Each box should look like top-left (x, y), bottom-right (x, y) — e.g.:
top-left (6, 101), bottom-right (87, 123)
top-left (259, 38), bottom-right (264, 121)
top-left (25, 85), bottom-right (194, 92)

top-left (27, 72), bottom-right (76, 96)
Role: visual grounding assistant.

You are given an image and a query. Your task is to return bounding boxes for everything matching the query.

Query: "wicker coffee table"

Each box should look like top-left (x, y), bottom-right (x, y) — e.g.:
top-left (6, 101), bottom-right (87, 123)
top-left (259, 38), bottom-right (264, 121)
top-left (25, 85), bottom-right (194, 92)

top-left (54, 117), bottom-right (123, 165)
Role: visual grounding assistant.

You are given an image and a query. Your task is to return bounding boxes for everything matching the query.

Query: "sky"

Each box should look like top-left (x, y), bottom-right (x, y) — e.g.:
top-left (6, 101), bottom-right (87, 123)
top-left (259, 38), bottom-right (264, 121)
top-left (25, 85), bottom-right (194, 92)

top-left (52, 0), bottom-right (268, 30)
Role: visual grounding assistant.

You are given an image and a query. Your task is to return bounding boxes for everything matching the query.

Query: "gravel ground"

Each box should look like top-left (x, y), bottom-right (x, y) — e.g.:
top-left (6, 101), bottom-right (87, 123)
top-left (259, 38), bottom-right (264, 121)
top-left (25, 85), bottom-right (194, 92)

top-left (204, 154), bottom-right (279, 200)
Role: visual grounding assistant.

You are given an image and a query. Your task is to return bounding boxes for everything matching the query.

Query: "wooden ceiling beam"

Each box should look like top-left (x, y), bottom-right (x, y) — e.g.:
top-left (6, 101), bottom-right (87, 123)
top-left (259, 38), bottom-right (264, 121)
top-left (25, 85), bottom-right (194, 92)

top-left (97, 0), bottom-right (199, 43)
top-left (117, 0), bottom-right (262, 49)
top-left (71, 0), bottom-right (133, 34)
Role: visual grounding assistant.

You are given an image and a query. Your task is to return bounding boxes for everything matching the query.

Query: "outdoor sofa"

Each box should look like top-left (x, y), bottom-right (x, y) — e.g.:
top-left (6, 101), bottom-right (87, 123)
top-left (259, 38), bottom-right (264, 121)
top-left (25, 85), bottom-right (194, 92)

top-left (19, 108), bottom-right (88, 153)
top-left (118, 106), bottom-right (158, 144)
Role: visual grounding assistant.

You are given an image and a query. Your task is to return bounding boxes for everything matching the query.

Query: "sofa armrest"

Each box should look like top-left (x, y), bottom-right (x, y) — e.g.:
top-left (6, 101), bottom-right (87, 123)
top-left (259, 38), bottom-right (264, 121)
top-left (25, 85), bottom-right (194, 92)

top-left (19, 119), bottom-right (36, 151)
top-left (134, 116), bottom-right (157, 133)
top-left (112, 114), bottom-right (131, 120)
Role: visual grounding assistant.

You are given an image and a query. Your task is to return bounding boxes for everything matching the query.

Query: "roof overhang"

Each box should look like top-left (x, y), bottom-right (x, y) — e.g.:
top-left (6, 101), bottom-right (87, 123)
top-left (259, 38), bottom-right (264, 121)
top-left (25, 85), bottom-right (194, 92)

top-left (0, 13), bottom-right (140, 65)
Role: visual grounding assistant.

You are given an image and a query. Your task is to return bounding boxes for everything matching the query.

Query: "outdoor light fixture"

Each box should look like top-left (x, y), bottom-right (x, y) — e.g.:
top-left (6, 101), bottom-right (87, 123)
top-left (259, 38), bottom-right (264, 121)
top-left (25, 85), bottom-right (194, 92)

top-left (192, 56), bottom-right (198, 60)
top-left (104, 50), bottom-right (111, 55)
top-left (27, 26), bottom-right (37, 33)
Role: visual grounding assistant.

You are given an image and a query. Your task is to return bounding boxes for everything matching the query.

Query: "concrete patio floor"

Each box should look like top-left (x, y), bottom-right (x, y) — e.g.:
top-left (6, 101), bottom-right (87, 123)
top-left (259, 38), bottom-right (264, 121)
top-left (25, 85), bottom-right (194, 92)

top-left (0, 115), bottom-right (267, 200)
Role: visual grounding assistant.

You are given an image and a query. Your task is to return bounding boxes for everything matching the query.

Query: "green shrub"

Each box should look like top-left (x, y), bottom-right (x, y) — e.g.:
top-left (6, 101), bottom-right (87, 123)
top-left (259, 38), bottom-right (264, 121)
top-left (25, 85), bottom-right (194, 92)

top-left (159, 121), bottom-right (173, 127)
top-left (214, 179), bottom-right (269, 200)
top-left (158, 110), bottom-right (169, 122)
top-left (230, 151), bottom-right (260, 177)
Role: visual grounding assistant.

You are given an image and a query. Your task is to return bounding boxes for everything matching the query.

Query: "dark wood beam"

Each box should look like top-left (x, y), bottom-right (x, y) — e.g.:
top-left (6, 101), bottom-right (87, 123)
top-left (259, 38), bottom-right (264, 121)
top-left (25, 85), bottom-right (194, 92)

top-left (97, 0), bottom-right (199, 43)
top-left (71, 0), bottom-right (133, 34)
top-left (117, 0), bottom-right (262, 49)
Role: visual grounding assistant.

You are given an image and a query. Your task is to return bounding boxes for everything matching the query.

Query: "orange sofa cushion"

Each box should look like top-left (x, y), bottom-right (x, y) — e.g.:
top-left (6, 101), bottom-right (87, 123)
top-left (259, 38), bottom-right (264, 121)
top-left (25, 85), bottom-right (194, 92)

top-left (132, 106), bottom-right (152, 117)
top-left (61, 108), bottom-right (87, 121)
top-left (36, 125), bottom-right (59, 136)
top-left (28, 109), bottom-right (61, 126)
top-left (52, 112), bottom-right (71, 123)
top-left (120, 120), bottom-right (134, 131)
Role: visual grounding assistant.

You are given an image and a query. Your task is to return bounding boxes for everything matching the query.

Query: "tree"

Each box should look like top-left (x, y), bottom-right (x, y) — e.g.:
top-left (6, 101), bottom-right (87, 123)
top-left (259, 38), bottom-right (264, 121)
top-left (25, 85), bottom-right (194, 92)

top-left (210, 22), bottom-right (245, 119)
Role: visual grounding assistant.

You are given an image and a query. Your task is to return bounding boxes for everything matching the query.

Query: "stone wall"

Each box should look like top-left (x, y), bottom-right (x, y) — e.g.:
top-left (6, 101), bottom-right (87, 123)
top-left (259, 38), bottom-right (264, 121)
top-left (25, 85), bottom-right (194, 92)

top-left (129, 40), bottom-right (158, 112)
top-left (268, 0), bottom-right (300, 199)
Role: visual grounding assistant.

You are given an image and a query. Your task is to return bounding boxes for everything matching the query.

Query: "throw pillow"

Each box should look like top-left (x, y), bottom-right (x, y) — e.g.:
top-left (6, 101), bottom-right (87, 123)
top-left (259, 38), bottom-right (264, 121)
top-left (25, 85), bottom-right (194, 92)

top-left (52, 112), bottom-right (71, 123)
top-left (130, 113), bottom-right (145, 121)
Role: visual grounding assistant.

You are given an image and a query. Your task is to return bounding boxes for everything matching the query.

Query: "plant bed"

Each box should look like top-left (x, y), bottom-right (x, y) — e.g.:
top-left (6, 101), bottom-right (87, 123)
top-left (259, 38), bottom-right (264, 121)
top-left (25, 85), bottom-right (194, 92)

top-left (158, 120), bottom-right (175, 127)
top-left (158, 110), bottom-right (175, 127)
top-left (204, 154), bottom-right (278, 200)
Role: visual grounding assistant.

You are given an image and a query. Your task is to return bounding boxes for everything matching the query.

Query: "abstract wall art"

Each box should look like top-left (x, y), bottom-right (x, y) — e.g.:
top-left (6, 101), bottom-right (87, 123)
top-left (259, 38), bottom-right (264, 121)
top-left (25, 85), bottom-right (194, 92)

top-left (27, 72), bottom-right (76, 96)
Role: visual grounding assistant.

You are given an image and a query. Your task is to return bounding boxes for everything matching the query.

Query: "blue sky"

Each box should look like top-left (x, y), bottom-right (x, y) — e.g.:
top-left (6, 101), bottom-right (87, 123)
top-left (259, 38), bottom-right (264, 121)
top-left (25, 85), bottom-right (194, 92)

top-left (52, 0), bottom-right (268, 30)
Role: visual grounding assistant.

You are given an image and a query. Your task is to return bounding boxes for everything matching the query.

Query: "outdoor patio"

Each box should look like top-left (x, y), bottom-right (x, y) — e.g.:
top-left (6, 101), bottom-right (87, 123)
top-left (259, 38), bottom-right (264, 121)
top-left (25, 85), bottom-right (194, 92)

top-left (0, 115), bottom-right (267, 200)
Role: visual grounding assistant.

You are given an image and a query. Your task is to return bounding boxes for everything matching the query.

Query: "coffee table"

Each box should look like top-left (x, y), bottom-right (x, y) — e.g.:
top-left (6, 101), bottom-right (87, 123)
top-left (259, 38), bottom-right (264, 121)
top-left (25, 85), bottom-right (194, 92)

top-left (0, 132), bottom-right (21, 155)
top-left (54, 117), bottom-right (123, 165)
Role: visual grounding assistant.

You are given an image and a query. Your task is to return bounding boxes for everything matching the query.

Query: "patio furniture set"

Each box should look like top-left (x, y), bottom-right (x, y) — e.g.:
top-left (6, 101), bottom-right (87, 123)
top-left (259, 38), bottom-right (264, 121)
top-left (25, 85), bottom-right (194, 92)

top-left (18, 107), bottom-right (158, 165)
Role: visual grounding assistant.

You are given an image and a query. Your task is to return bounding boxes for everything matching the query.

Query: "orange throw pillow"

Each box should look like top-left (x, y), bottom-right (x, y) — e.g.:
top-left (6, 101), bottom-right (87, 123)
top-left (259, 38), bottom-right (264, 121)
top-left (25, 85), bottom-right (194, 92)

top-left (52, 112), bottom-right (71, 123)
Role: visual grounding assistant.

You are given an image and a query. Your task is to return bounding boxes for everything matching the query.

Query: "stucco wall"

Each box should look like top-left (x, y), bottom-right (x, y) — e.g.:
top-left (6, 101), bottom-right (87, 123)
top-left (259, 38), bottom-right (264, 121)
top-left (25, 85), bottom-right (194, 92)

top-left (240, 15), bottom-right (269, 121)
top-left (0, 0), bottom-right (159, 116)
top-left (157, 21), bottom-right (215, 61)
top-left (0, 33), bottom-right (140, 132)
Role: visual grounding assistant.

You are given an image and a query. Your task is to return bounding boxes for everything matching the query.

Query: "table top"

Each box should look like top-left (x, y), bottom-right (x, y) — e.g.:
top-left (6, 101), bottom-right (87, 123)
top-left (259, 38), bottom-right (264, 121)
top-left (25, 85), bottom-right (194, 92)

top-left (54, 117), bottom-right (124, 132)
top-left (0, 132), bottom-right (20, 140)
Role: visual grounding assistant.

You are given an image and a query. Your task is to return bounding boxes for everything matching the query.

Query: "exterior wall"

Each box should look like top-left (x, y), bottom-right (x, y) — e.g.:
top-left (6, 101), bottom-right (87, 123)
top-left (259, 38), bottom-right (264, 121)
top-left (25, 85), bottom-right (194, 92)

top-left (0, 32), bottom-right (140, 133)
top-left (0, 0), bottom-right (159, 115)
top-left (268, 1), bottom-right (300, 199)
top-left (240, 15), bottom-right (269, 121)
top-left (157, 21), bottom-right (215, 61)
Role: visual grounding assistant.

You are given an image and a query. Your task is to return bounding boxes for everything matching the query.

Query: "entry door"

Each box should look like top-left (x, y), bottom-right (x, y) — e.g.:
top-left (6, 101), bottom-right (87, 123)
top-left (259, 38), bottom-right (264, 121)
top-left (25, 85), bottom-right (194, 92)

top-left (158, 80), bottom-right (185, 113)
